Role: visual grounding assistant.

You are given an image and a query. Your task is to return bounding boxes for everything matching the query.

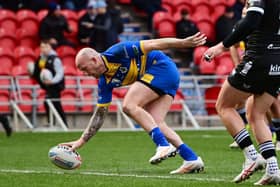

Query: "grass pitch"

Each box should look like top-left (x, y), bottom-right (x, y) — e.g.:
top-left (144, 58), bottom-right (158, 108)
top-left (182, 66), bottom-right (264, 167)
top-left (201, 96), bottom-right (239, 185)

top-left (0, 130), bottom-right (269, 187)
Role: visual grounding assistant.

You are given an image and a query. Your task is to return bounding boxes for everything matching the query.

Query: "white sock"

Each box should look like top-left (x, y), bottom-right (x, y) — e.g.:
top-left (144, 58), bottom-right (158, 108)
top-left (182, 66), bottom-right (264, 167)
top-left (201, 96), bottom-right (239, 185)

top-left (266, 156), bottom-right (279, 175)
top-left (243, 145), bottom-right (258, 161)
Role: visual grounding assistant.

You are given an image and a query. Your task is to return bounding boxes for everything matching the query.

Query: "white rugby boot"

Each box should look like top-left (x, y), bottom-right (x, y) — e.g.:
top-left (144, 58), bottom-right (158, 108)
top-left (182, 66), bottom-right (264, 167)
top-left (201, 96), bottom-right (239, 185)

top-left (170, 157), bottom-right (204, 174)
top-left (233, 154), bottom-right (266, 183)
top-left (149, 144), bottom-right (177, 164)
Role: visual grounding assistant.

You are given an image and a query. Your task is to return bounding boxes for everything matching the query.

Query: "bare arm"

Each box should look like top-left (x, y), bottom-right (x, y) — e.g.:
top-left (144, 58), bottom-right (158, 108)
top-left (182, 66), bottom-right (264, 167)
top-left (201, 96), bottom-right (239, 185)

top-left (141, 32), bottom-right (206, 53)
top-left (60, 106), bottom-right (108, 150)
top-left (81, 106), bottom-right (108, 142)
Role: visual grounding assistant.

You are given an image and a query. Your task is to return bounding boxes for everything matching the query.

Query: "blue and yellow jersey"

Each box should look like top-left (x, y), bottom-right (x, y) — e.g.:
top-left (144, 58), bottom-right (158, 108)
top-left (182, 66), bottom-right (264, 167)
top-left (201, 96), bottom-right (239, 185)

top-left (97, 41), bottom-right (180, 107)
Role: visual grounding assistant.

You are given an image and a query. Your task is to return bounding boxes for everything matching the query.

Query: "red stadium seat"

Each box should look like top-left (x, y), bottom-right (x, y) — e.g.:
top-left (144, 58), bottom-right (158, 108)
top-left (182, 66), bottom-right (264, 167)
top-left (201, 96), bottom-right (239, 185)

top-left (0, 90), bottom-right (10, 113)
top-left (117, 0), bottom-right (131, 4)
top-left (211, 5), bottom-right (226, 23)
top-left (64, 20), bottom-right (78, 45)
top-left (61, 89), bottom-right (77, 112)
top-left (64, 65), bottom-right (77, 76)
top-left (209, 0), bottom-right (226, 6)
top-left (56, 45), bottom-right (76, 68)
top-left (0, 10), bottom-right (17, 33)
top-left (226, 0), bottom-right (236, 7)
top-left (80, 90), bottom-right (95, 112)
top-left (0, 28), bottom-right (17, 50)
top-left (152, 11), bottom-right (173, 30)
top-left (113, 88), bottom-right (128, 99)
top-left (12, 65), bottom-right (30, 76)
top-left (16, 9), bottom-right (39, 33)
top-left (18, 89), bottom-right (33, 113)
top-left (191, 12), bottom-right (213, 25)
top-left (199, 59), bottom-right (216, 74)
top-left (196, 21), bottom-right (215, 42)
top-left (60, 10), bottom-right (78, 22)
top-left (77, 10), bottom-right (86, 19)
top-left (170, 90), bottom-right (184, 111)
top-left (14, 46), bottom-right (36, 67)
top-left (204, 86), bottom-right (221, 115)
top-left (109, 93), bottom-right (119, 112)
top-left (37, 9), bottom-right (48, 22)
top-left (16, 28), bottom-right (39, 49)
top-left (192, 0), bottom-right (209, 7)
top-left (194, 4), bottom-right (213, 15)
top-left (36, 89), bottom-right (46, 113)
top-left (172, 0), bottom-right (194, 14)
top-left (158, 20), bottom-right (176, 37)
top-left (193, 46), bottom-right (209, 65)
top-left (162, 0), bottom-right (174, 14)
top-left (0, 47), bottom-right (15, 68)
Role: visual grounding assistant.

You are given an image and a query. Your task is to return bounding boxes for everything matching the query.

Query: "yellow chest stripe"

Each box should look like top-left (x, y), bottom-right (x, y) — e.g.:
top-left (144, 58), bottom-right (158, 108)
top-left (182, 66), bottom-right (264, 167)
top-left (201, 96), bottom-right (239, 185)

top-left (102, 56), bottom-right (121, 84)
top-left (122, 59), bottom-right (138, 85)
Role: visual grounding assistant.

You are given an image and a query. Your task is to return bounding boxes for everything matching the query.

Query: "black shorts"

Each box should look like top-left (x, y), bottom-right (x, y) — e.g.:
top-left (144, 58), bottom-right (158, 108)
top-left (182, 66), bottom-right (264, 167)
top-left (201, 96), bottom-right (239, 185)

top-left (228, 54), bottom-right (280, 98)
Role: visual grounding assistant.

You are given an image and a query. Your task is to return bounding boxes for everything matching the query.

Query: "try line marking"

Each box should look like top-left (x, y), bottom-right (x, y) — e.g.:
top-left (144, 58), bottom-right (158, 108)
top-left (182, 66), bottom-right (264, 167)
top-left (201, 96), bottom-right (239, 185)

top-left (0, 169), bottom-right (227, 182)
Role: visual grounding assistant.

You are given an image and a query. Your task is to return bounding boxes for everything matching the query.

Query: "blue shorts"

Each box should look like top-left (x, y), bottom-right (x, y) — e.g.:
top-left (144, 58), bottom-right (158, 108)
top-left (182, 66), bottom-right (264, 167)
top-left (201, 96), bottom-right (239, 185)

top-left (139, 58), bottom-right (180, 97)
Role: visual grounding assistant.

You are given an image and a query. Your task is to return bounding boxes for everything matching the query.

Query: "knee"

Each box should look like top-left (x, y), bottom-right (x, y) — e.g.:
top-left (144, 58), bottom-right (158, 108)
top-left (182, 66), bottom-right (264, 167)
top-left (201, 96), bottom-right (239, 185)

top-left (122, 102), bottom-right (136, 116)
top-left (215, 100), bottom-right (223, 115)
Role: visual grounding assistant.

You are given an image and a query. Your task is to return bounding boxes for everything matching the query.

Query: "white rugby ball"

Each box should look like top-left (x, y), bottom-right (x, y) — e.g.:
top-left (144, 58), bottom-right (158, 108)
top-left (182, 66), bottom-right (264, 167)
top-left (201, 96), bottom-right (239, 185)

top-left (48, 145), bottom-right (82, 170)
top-left (40, 69), bottom-right (53, 82)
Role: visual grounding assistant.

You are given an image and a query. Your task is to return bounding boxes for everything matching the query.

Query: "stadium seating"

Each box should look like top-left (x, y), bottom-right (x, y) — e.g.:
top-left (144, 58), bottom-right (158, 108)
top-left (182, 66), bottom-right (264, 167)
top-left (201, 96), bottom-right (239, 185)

top-left (193, 46), bottom-right (209, 65)
top-left (37, 9), bottom-right (48, 22)
top-left (196, 21), bottom-right (215, 42)
top-left (152, 11), bottom-right (173, 30)
top-left (14, 46), bottom-right (36, 67)
top-left (0, 90), bottom-right (10, 113)
top-left (0, 47), bottom-right (15, 69)
top-left (12, 65), bottom-right (30, 76)
top-left (16, 28), bottom-right (39, 49)
top-left (157, 20), bottom-right (176, 37)
top-left (16, 9), bottom-right (39, 34)
top-left (199, 59), bottom-right (216, 74)
top-left (64, 65), bottom-right (77, 76)
top-left (0, 28), bottom-right (17, 50)
top-left (80, 90), bottom-right (95, 112)
top-left (204, 86), bottom-right (221, 115)
top-left (18, 89), bottom-right (33, 112)
top-left (61, 89), bottom-right (78, 112)
top-left (36, 89), bottom-right (46, 113)
top-left (172, 0), bottom-right (194, 14)
top-left (0, 10), bottom-right (17, 33)
top-left (56, 45), bottom-right (76, 68)
top-left (170, 90), bottom-right (184, 111)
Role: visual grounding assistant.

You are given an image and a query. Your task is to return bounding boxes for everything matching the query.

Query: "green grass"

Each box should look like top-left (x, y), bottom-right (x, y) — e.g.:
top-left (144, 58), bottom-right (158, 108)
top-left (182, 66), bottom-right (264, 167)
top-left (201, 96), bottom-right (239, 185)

top-left (0, 130), bottom-right (269, 187)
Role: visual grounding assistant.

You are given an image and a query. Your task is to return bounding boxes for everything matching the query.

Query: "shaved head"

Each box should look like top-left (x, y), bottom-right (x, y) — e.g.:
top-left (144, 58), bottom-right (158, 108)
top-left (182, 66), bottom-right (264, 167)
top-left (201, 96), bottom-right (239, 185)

top-left (75, 47), bottom-right (99, 68)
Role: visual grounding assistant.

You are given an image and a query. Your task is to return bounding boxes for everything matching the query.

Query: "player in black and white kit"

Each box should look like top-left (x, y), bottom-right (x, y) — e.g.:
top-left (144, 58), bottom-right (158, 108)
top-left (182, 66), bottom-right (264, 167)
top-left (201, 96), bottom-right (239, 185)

top-left (204, 0), bottom-right (280, 185)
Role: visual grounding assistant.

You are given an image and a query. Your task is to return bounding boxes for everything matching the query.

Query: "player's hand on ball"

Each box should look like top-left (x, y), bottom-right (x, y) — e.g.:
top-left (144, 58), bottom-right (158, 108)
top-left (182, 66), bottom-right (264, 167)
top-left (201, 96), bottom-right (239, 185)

top-left (60, 138), bottom-right (86, 151)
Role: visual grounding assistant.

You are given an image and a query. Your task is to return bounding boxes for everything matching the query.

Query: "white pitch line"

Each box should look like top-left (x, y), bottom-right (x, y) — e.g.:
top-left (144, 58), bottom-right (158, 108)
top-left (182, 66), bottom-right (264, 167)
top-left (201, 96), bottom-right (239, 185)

top-left (0, 169), bottom-right (227, 182)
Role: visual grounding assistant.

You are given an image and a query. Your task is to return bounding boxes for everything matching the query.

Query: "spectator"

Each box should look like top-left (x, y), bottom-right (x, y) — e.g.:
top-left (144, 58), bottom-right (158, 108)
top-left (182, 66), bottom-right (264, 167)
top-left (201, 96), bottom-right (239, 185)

top-left (89, 1), bottom-right (113, 52)
top-left (106, 0), bottom-right (124, 42)
top-left (175, 9), bottom-right (199, 67)
top-left (29, 41), bottom-right (68, 127)
top-left (0, 115), bottom-right (12, 137)
top-left (215, 6), bottom-right (237, 43)
top-left (39, 2), bottom-right (75, 48)
top-left (78, 1), bottom-right (98, 46)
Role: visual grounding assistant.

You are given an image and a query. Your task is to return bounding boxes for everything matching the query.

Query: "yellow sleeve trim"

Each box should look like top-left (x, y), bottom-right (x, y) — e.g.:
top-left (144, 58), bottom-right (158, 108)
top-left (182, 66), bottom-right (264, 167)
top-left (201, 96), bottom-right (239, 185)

top-left (139, 41), bottom-right (147, 55)
top-left (97, 102), bottom-right (111, 107)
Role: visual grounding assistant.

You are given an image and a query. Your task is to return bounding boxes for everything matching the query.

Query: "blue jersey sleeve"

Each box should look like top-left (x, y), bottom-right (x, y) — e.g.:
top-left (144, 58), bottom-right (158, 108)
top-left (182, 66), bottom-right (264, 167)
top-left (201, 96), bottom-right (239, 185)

top-left (97, 76), bottom-right (113, 107)
top-left (103, 41), bottom-right (146, 59)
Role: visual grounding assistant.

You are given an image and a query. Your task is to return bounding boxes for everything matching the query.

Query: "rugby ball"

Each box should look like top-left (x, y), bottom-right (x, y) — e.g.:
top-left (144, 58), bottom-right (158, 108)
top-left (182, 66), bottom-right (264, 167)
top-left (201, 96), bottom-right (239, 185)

top-left (40, 69), bottom-right (53, 82)
top-left (48, 145), bottom-right (82, 170)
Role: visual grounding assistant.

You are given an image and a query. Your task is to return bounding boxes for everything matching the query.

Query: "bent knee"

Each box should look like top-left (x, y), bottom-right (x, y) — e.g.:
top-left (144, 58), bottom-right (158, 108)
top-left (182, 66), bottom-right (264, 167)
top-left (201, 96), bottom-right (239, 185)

top-left (122, 102), bottom-right (136, 115)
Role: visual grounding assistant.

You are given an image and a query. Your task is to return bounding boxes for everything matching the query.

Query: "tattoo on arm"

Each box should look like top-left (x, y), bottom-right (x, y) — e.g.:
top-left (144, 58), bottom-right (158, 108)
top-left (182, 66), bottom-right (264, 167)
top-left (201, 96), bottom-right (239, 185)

top-left (81, 106), bottom-right (108, 142)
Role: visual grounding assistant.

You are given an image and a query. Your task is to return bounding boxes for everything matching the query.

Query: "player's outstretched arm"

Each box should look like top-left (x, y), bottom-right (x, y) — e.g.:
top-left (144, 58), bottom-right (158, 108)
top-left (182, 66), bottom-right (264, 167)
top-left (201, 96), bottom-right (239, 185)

top-left (60, 106), bottom-right (108, 150)
top-left (141, 32), bottom-right (207, 52)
